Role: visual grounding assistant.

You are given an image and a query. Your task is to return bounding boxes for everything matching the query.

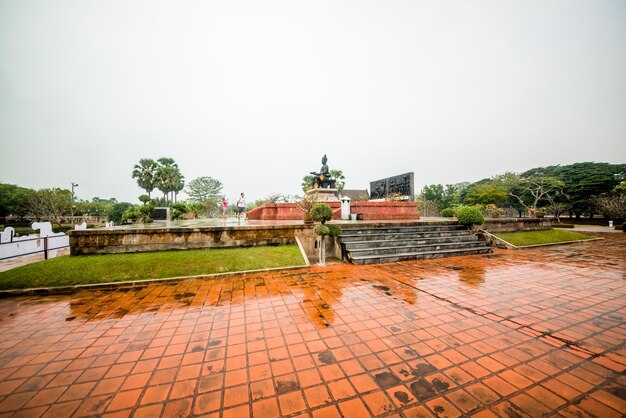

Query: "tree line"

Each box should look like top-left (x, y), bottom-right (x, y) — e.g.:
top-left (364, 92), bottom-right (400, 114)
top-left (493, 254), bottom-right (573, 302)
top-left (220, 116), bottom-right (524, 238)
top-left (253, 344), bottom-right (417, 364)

top-left (419, 162), bottom-right (626, 220)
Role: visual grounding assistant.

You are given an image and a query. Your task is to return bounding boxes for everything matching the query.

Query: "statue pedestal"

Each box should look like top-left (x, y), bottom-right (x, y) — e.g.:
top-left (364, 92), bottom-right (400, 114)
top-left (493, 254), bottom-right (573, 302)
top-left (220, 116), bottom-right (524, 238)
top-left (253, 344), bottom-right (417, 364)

top-left (306, 188), bottom-right (340, 202)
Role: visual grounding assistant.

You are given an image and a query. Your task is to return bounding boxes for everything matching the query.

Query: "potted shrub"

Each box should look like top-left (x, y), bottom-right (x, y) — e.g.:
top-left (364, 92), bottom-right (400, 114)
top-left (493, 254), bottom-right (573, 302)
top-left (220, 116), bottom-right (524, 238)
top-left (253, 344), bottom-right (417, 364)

top-left (297, 192), bottom-right (318, 224)
top-left (310, 203), bottom-right (341, 265)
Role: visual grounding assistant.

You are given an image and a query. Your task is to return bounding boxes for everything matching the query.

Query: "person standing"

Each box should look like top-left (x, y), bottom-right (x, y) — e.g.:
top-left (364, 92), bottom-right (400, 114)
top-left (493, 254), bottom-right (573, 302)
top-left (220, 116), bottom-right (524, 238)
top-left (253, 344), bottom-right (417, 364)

top-left (221, 197), bottom-right (228, 218)
top-left (236, 192), bottom-right (246, 220)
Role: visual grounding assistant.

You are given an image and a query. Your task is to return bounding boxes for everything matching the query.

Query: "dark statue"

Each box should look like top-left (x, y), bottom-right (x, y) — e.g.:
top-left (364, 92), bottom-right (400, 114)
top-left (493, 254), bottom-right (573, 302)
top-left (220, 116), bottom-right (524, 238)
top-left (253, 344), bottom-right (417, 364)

top-left (310, 154), bottom-right (337, 189)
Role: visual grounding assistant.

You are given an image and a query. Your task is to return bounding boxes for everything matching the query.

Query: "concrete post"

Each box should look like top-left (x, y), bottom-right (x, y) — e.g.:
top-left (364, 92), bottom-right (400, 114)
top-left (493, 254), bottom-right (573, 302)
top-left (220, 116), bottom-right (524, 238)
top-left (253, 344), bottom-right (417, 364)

top-left (341, 196), bottom-right (351, 220)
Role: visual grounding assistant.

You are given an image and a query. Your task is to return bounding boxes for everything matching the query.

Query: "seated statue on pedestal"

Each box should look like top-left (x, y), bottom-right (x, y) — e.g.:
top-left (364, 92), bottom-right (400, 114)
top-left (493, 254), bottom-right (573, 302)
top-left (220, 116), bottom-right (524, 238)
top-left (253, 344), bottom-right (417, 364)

top-left (310, 154), bottom-right (337, 189)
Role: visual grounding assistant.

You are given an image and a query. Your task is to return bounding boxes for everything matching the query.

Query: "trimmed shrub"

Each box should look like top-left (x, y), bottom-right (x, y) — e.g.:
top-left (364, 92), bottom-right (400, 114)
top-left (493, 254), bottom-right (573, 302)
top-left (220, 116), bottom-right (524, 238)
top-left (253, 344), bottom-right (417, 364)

top-left (455, 205), bottom-right (485, 226)
top-left (310, 203), bottom-right (333, 224)
top-left (441, 208), bottom-right (455, 217)
top-left (552, 223), bottom-right (575, 228)
top-left (314, 224), bottom-right (330, 236)
top-left (171, 203), bottom-right (189, 221)
top-left (327, 224), bottom-right (342, 237)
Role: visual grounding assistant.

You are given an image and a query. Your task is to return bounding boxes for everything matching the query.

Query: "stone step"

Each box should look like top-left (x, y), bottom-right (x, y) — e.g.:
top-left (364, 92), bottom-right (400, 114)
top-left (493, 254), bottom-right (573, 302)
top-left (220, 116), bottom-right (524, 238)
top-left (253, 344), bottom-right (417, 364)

top-left (343, 235), bottom-right (479, 249)
top-left (341, 225), bottom-right (466, 235)
top-left (345, 241), bottom-right (485, 257)
top-left (349, 247), bottom-right (493, 265)
top-left (339, 230), bottom-right (469, 242)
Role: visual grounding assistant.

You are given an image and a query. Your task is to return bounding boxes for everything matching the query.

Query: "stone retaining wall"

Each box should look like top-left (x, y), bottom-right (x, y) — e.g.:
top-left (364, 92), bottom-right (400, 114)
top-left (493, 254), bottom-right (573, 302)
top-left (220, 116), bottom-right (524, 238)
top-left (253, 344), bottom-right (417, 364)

top-left (481, 218), bottom-right (552, 232)
top-left (68, 225), bottom-right (308, 255)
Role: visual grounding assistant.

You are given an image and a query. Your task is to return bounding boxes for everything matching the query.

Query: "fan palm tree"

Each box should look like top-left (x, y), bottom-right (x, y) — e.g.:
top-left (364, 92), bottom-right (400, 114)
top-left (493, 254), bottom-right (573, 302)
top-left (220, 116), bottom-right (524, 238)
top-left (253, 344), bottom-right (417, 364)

top-left (132, 159), bottom-right (158, 198)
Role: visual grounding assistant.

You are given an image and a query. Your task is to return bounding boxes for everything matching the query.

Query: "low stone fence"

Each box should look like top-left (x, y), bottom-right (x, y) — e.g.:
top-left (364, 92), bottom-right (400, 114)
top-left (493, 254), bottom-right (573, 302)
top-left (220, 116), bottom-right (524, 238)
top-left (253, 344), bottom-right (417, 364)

top-left (480, 218), bottom-right (552, 233)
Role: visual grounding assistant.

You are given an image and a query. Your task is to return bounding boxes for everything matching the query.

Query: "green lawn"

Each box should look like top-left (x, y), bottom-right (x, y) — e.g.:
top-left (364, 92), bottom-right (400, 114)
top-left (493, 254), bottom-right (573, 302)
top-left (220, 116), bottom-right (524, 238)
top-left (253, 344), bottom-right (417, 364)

top-left (0, 246), bottom-right (305, 290)
top-left (493, 229), bottom-right (596, 247)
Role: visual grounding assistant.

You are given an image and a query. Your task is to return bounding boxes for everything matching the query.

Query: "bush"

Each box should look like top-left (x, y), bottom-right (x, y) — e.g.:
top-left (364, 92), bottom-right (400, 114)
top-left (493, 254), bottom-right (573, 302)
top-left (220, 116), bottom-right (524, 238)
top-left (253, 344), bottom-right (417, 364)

top-left (314, 224), bottom-right (330, 236)
top-left (122, 206), bottom-right (141, 223)
top-left (310, 204), bottom-right (333, 224)
top-left (327, 224), bottom-right (342, 237)
top-left (622, 223), bottom-right (626, 232)
top-left (455, 205), bottom-right (484, 226)
top-left (552, 223), bottom-right (575, 228)
top-left (171, 203), bottom-right (189, 221)
top-left (441, 208), bottom-right (455, 217)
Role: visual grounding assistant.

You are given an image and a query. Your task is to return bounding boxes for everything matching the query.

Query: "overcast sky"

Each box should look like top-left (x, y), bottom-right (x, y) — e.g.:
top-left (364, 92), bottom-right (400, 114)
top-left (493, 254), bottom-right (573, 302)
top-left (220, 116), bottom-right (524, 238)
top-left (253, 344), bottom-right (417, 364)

top-left (1, 0), bottom-right (625, 204)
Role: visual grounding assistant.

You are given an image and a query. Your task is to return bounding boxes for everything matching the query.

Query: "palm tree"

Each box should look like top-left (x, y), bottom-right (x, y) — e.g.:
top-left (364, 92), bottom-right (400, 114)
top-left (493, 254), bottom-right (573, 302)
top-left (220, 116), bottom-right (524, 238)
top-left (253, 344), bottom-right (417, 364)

top-left (156, 166), bottom-right (177, 203)
top-left (132, 159), bottom-right (158, 198)
top-left (330, 170), bottom-right (346, 192)
top-left (155, 158), bottom-right (185, 204)
top-left (173, 172), bottom-right (185, 203)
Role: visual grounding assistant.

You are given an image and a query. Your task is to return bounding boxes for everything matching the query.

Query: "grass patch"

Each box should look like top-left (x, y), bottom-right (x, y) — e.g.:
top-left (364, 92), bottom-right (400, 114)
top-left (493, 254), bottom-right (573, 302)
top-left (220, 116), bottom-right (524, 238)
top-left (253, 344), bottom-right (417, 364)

top-left (493, 229), bottom-right (595, 247)
top-left (0, 246), bottom-right (305, 290)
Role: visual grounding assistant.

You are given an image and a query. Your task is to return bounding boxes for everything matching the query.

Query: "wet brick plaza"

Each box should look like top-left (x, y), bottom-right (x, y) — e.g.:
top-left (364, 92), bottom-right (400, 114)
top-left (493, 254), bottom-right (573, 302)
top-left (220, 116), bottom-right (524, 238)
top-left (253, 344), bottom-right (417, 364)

top-left (0, 233), bottom-right (624, 417)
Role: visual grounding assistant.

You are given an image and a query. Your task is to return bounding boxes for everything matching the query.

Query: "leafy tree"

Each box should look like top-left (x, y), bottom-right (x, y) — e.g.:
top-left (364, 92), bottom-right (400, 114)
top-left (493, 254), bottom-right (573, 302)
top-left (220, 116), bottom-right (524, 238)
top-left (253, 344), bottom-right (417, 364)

top-left (108, 202), bottom-right (133, 223)
top-left (420, 184), bottom-right (461, 210)
top-left (329, 170), bottom-right (346, 192)
top-left (132, 159), bottom-right (159, 198)
top-left (74, 199), bottom-right (115, 217)
top-left (420, 184), bottom-right (444, 207)
top-left (590, 191), bottom-right (626, 220)
top-left (495, 172), bottom-right (564, 212)
top-left (186, 177), bottom-right (223, 202)
top-left (301, 175), bottom-right (314, 192)
top-left (464, 183), bottom-right (509, 206)
top-left (0, 183), bottom-right (35, 220)
top-left (28, 188), bottom-right (72, 226)
top-left (525, 163), bottom-right (626, 218)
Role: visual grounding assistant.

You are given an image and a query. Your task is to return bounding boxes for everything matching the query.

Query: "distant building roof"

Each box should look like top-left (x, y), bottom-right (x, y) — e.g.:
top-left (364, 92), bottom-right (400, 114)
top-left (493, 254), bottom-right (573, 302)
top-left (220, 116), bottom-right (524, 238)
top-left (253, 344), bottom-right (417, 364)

top-left (341, 189), bottom-right (369, 201)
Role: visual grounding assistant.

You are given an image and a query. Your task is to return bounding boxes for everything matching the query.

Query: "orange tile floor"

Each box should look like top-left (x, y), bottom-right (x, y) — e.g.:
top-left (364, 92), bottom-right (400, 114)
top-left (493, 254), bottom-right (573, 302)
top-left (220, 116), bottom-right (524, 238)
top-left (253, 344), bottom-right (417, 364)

top-left (0, 233), bottom-right (624, 417)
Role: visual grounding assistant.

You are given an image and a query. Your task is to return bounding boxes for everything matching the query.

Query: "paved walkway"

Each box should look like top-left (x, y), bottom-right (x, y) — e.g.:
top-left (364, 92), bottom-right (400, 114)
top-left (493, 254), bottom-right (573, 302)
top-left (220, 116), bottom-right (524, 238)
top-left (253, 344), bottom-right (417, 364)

top-left (0, 234), bottom-right (624, 417)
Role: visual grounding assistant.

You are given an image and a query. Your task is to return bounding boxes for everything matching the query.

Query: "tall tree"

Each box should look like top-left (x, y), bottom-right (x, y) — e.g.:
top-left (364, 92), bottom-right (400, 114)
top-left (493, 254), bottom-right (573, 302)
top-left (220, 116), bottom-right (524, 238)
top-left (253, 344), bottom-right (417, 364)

top-left (0, 183), bottom-right (35, 220)
top-left (464, 183), bottom-right (509, 206)
top-left (301, 175), bottom-right (314, 192)
top-left (131, 159), bottom-right (158, 198)
top-left (496, 172), bottom-right (564, 212)
top-left (28, 188), bottom-right (72, 226)
top-left (524, 162), bottom-right (626, 218)
top-left (329, 170), bottom-right (346, 192)
top-left (155, 157), bottom-right (184, 203)
top-left (420, 184), bottom-right (445, 209)
top-left (186, 177), bottom-right (223, 202)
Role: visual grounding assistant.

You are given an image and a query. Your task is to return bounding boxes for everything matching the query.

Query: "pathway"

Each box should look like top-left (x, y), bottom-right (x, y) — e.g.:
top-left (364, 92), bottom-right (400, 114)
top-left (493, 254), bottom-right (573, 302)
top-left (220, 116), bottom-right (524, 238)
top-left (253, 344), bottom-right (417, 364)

top-left (0, 234), bottom-right (624, 417)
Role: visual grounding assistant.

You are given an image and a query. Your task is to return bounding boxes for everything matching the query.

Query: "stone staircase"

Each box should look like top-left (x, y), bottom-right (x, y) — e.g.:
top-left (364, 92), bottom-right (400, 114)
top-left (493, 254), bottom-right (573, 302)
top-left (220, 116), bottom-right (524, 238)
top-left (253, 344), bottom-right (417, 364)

top-left (339, 223), bottom-right (492, 265)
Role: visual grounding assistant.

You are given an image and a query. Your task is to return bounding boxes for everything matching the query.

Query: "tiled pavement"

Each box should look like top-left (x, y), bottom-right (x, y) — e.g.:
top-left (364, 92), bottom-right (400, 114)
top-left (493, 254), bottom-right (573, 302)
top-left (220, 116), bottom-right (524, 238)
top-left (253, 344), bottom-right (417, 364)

top-left (0, 234), bottom-right (624, 417)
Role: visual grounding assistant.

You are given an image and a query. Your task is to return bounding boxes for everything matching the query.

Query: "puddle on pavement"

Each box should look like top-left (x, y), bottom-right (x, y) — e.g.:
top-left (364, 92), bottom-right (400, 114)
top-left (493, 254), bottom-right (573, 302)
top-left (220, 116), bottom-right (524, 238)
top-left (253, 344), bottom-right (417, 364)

top-left (374, 371), bottom-right (401, 389)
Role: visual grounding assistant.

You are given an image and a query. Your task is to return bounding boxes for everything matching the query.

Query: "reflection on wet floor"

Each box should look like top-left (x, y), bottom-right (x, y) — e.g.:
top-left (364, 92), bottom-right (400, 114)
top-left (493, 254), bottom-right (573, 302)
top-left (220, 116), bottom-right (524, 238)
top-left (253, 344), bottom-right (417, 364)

top-left (0, 233), bottom-right (624, 417)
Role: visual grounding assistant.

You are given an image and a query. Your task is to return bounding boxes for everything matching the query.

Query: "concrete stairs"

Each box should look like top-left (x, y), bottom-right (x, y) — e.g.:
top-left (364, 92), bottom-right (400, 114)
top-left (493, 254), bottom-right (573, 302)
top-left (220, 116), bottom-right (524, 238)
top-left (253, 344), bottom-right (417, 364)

top-left (339, 223), bottom-right (492, 265)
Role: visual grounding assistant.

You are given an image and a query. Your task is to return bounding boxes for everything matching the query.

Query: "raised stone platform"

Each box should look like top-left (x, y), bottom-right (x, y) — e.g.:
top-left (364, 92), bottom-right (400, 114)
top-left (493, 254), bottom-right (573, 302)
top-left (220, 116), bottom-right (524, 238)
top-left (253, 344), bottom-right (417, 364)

top-left (247, 201), bottom-right (419, 221)
top-left (68, 224), bottom-right (308, 255)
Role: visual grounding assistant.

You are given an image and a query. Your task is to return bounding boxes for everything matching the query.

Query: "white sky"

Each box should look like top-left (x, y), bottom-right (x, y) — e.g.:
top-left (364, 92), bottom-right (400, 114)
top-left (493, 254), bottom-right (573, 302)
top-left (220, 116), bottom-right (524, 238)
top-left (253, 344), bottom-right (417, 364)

top-left (1, 0), bottom-right (625, 204)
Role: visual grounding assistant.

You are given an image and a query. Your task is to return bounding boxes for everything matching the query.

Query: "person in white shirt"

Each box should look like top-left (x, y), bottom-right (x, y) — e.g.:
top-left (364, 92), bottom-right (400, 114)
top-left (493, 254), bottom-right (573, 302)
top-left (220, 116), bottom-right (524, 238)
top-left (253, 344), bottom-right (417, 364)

top-left (236, 193), bottom-right (246, 220)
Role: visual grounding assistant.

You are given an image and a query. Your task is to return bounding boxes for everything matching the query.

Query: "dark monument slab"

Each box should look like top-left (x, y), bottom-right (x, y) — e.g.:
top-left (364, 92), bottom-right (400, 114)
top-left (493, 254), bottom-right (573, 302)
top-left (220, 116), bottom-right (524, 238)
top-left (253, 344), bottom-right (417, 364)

top-left (370, 172), bottom-right (414, 200)
top-left (153, 207), bottom-right (171, 221)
